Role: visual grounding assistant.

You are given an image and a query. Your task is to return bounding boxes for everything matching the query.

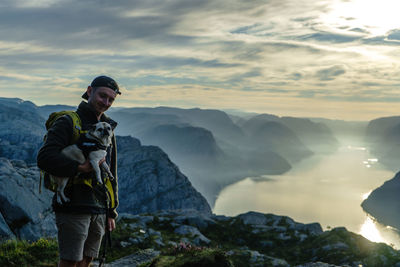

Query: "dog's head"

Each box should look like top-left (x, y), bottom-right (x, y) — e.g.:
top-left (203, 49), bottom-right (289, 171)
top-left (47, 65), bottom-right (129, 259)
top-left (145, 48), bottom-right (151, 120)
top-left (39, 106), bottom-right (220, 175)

top-left (87, 122), bottom-right (113, 146)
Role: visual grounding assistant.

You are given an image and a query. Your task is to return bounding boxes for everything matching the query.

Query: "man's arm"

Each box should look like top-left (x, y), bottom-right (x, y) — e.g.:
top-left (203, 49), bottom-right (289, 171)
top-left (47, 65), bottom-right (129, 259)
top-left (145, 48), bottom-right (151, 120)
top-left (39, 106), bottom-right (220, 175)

top-left (37, 116), bottom-right (80, 177)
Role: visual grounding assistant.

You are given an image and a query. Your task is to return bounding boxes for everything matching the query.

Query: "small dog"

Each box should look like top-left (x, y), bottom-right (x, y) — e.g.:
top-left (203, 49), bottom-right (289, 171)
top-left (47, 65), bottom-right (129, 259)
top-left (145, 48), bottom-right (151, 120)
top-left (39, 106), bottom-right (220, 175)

top-left (53, 121), bottom-right (114, 204)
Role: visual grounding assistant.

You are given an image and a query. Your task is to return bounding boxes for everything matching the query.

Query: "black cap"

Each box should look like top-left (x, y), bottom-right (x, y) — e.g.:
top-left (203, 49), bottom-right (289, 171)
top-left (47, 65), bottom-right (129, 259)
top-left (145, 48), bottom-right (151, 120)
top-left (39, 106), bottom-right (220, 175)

top-left (82, 75), bottom-right (121, 100)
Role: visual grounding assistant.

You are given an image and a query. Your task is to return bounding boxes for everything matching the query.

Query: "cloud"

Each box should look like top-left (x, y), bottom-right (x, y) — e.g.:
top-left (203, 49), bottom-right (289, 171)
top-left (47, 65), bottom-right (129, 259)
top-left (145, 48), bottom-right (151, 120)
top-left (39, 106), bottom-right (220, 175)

top-left (387, 29), bottom-right (400, 41)
top-left (315, 66), bottom-right (346, 81)
top-left (1, 0), bottom-right (400, 120)
top-left (230, 23), bottom-right (264, 35)
top-left (349, 28), bottom-right (369, 34)
top-left (298, 32), bottom-right (361, 43)
top-left (289, 73), bottom-right (303, 81)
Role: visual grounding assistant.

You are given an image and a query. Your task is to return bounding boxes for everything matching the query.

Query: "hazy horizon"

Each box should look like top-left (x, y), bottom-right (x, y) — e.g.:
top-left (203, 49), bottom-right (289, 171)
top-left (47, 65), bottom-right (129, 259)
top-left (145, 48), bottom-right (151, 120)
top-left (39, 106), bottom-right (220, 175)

top-left (3, 96), bottom-right (389, 123)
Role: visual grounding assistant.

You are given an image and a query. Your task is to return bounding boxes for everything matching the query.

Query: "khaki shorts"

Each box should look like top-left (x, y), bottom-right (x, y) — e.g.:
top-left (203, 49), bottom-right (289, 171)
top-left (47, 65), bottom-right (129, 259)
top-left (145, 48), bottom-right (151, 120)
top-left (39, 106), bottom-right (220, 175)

top-left (55, 212), bottom-right (106, 262)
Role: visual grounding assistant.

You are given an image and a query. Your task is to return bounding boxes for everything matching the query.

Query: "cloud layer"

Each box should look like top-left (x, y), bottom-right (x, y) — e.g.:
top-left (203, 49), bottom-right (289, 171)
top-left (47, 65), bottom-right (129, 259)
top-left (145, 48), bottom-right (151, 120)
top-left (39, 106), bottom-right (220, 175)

top-left (1, 0), bottom-right (400, 120)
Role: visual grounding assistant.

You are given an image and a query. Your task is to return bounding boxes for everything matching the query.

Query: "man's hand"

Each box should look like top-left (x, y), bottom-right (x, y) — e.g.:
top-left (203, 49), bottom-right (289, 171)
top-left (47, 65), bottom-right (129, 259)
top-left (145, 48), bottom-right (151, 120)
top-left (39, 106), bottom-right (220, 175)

top-left (77, 159), bottom-right (93, 173)
top-left (77, 157), bottom-right (106, 173)
top-left (108, 218), bottom-right (116, 231)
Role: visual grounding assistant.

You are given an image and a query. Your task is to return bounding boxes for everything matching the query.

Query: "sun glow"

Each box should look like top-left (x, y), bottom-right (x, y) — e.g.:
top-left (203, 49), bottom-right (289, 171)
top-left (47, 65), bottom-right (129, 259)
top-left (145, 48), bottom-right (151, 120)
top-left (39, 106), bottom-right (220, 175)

top-left (322, 0), bottom-right (400, 36)
top-left (360, 217), bottom-right (384, 243)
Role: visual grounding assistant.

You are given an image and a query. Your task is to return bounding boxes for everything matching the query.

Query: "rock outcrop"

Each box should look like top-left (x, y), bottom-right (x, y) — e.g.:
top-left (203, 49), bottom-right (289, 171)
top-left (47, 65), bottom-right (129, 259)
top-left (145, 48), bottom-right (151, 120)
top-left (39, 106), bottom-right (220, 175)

top-left (117, 136), bottom-right (212, 215)
top-left (361, 172), bottom-right (400, 229)
top-left (0, 158), bottom-right (55, 241)
top-left (0, 98), bottom-right (45, 163)
top-left (106, 210), bottom-right (400, 267)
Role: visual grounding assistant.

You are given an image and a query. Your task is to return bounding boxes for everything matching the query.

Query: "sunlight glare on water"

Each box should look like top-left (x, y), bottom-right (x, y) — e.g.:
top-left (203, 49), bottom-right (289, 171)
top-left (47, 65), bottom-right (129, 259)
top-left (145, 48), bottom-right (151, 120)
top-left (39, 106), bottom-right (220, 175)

top-left (360, 217), bottom-right (384, 243)
top-left (214, 143), bottom-right (400, 247)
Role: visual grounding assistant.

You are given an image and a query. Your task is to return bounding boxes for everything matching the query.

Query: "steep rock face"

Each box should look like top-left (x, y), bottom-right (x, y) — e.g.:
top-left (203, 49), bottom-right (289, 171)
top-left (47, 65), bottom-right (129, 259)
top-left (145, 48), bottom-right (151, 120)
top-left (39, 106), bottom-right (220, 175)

top-left (0, 98), bottom-right (45, 163)
top-left (243, 119), bottom-right (312, 163)
top-left (241, 114), bottom-right (340, 163)
top-left (140, 124), bottom-right (224, 160)
top-left (116, 136), bottom-right (212, 215)
top-left (365, 116), bottom-right (400, 144)
top-left (110, 111), bottom-right (184, 138)
top-left (0, 158), bottom-right (55, 241)
top-left (361, 172), bottom-right (400, 229)
top-left (365, 116), bottom-right (400, 170)
top-left (280, 117), bottom-right (339, 153)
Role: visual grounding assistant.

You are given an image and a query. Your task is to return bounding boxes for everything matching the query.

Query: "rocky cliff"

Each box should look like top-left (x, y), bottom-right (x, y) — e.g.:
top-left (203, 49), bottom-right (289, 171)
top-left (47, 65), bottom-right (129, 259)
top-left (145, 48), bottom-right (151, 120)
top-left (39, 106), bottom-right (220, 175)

top-left (361, 171), bottom-right (400, 230)
top-left (364, 116), bottom-right (400, 170)
top-left (102, 210), bottom-right (400, 266)
top-left (0, 98), bottom-right (45, 163)
top-left (0, 158), bottom-right (56, 241)
top-left (240, 114), bottom-right (339, 162)
top-left (116, 136), bottom-right (211, 215)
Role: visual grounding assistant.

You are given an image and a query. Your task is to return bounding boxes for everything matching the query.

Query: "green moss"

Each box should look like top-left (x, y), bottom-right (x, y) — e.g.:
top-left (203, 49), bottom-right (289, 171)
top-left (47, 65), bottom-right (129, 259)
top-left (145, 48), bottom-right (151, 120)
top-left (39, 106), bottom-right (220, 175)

top-left (297, 228), bottom-right (400, 266)
top-left (0, 238), bottom-right (58, 267)
top-left (146, 248), bottom-right (234, 267)
top-left (105, 221), bottom-right (150, 262)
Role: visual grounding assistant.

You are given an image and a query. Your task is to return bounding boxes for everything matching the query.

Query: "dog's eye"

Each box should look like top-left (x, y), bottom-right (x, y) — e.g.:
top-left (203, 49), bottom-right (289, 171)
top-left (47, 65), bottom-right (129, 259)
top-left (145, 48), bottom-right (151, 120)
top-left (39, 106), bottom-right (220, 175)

top-left (97, 128), bottom-right (103, 132)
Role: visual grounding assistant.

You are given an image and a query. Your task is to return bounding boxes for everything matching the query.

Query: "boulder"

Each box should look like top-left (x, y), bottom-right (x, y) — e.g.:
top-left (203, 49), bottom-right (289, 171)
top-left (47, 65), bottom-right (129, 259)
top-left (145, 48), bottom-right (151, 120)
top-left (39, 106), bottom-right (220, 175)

top-left (174, 225), bottom-right (211, 245)
top-left (0, 212), bottom-right (15, 241)
top-left (173, 213), bottom-right (216, 229)
top-left (238, 211), bottom-right (268, 225)
top-left (0, 158), bottom-right (54, 240)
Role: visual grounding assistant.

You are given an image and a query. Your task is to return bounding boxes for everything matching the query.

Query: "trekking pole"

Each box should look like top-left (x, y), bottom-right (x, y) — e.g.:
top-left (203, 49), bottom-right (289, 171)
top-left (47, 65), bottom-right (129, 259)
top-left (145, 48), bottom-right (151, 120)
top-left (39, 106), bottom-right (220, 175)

top-left (98, 233), bottom-right (107, 267)
top-left (99, 174), bottom-right (112, 267)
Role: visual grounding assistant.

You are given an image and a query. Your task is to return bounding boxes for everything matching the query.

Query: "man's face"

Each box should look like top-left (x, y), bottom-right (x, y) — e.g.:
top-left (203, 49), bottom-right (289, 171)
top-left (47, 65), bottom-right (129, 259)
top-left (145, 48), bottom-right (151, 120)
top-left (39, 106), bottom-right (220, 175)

top-left (87, 86), bottom-right (117, 115)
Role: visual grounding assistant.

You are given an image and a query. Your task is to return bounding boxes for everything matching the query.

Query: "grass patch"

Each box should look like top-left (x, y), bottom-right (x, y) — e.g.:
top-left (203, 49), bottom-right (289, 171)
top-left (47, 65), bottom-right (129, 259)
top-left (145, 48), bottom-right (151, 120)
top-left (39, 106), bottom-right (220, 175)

top-left (144, 247), bottom-right (234, 267)
top-left (0, 238), bottom-right (58, 267)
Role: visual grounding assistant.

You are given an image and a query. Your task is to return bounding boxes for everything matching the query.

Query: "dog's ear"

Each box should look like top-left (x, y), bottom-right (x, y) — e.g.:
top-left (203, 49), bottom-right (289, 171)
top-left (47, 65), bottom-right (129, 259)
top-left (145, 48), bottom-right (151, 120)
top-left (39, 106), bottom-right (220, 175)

top-left (109, 120), bottom-right (117, 131)
top-left (90, 124), bottom-right (97, 131)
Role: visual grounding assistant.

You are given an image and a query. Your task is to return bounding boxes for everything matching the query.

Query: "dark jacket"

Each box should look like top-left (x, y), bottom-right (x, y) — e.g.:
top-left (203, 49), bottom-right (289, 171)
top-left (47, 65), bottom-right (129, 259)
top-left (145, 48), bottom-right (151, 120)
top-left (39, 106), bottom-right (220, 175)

top-left (37, 101), bottom-right (119, 218)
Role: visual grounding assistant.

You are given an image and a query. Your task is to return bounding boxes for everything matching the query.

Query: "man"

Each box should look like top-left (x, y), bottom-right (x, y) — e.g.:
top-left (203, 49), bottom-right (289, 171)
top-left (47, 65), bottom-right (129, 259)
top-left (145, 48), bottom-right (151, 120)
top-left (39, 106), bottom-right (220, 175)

top-left (37, 76), bottom-right (120, 267)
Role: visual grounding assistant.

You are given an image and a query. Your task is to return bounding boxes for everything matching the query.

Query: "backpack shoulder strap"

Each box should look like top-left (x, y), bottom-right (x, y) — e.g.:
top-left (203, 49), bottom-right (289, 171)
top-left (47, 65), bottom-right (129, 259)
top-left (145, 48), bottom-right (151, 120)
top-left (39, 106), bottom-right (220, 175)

top-left (46, 110), bottom-right (83, 144)
top-left (66, 111), bottom-right (83, 144)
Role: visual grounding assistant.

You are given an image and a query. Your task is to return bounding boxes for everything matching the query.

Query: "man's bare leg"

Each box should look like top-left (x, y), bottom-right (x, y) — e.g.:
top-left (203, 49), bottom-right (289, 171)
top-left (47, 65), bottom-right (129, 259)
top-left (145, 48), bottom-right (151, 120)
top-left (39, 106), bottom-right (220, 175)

top-left (58, 259), bottom-right (77, 267)
top-left (77, 256), bottom-right (94, 267)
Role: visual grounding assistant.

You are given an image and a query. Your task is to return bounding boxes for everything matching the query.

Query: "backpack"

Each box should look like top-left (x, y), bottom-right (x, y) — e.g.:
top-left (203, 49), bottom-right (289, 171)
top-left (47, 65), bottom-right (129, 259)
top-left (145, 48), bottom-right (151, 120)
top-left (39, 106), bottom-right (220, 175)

top-left (39, 111), bottom-right (83, 193)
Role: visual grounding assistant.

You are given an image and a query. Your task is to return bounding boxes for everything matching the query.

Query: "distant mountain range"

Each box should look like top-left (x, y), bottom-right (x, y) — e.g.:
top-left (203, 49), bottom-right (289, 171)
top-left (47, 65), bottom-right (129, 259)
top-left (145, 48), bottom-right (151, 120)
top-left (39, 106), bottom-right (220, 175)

top-left (21, 99), bottom-right (345, 205)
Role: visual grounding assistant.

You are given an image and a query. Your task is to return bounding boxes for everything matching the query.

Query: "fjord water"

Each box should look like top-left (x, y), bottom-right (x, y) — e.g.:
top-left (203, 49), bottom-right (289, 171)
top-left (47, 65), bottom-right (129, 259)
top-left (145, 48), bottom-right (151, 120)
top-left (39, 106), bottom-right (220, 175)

top-left (214, 140), bottom-right (400, 247)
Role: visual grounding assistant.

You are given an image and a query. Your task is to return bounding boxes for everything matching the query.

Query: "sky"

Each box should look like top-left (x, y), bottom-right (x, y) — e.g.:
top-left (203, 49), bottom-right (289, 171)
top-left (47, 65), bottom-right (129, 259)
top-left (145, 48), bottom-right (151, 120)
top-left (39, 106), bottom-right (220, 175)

top-left (1, 0), bottom-right (400, 120)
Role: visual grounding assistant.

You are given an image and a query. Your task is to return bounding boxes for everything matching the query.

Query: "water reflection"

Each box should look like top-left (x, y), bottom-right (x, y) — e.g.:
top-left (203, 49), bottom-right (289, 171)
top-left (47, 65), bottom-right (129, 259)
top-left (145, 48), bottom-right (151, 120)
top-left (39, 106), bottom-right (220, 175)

top-left (363, 158), bottom-right (379, 169)
top-left (214, 144), bottom-right (400, 247)
top-left (359, 216), bottom-right (400, 248)
top-left (360, 217), bottom-right (384, 243)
